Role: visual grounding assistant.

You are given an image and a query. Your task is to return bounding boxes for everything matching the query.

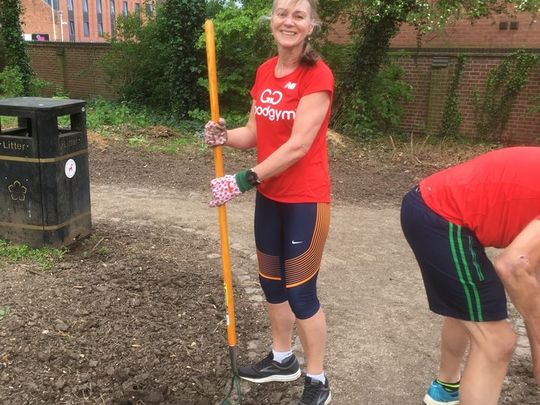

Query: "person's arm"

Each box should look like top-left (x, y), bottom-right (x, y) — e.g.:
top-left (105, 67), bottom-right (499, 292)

top-left (494, 217), bottom-right (540, 383)
top-left (205, 91), bottom-right (330, 207)
top-left (224, 103), bottom-right (258, 150)
top-left (252, 90), bottom-right (330, 181)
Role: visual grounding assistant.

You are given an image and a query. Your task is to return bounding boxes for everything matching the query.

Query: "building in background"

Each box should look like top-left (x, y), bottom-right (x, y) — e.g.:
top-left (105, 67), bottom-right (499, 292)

top-left (20, 0), bottom-right (154, 42)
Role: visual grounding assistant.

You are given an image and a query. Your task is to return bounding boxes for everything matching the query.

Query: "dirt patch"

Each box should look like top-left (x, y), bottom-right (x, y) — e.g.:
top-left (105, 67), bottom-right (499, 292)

top-left (0, 133), bottom-right (537, 404)
top-left (0, 221), bottom-right (297, 404)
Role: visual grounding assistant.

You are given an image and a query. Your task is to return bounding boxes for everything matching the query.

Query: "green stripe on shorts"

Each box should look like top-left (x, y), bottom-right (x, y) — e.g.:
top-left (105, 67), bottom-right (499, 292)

top-left (449, 223), bottom-right (483, 321)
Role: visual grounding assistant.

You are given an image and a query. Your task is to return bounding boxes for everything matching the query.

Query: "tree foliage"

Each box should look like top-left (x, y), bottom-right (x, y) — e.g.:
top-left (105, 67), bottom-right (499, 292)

top-left (102, 0), bottom-right (206, 117)
top-left (158, 0), bottom-right (206, 116)
top-left (200, 1), bottom-right (273, 114)
top-left (337, 0), bottom-right (540, 95)
top-left (0, 0), bottom-right (33, 95)
top-left (326, 0), bottom-right (540, 138)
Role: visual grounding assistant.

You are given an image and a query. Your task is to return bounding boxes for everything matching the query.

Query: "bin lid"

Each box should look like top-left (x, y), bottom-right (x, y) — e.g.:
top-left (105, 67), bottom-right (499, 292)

top-left (0, 97), bottom-right (85, 111)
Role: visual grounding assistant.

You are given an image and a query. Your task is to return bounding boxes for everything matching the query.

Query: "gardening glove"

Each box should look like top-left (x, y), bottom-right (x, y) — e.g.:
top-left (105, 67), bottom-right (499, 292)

top-left (209, 170), bottom-right (254, 207)
top-left (204, 118), bottom-right (228, 146)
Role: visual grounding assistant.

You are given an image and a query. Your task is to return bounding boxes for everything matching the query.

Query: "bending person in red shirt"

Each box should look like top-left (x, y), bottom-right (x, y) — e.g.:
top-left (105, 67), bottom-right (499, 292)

top-left (204, 1), bottom-right (333, 404)
top-left (401, 146), bottom-right (540, 405)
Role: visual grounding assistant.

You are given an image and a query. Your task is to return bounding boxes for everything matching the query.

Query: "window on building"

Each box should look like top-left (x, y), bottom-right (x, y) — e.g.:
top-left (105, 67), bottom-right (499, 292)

top-left (134, 3), bottom-right (140, 15)
top-left (83, 0), bottom-right (90, 36)
top-left (69, 20), bottom-right (75, 41)
top-left (123, 1), bottom-right (128, 16)
top-left (97, 0), bottom-right (103, 36)
top-left (110, 0), bottom-right (116, 38)
top-left (145, 3), bottom-right (153, 16)
top-left (67, 0), bottom-right (75, 41)
top-left (47, 0), bottom-right (59, 11)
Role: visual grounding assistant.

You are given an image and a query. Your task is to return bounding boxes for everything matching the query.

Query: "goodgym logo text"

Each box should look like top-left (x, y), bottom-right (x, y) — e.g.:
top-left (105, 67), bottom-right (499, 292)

top-left (256, 88), bottom-right (296, 122)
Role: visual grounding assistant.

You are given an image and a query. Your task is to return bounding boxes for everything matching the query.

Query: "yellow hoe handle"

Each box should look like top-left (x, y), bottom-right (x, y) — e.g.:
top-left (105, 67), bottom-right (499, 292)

top-left (204, 19), bottom-right (237, 348)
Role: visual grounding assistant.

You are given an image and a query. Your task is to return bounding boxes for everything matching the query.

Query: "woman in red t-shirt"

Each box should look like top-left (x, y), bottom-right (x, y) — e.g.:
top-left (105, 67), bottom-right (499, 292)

top-left (204, 1), bottom-right (334, 404)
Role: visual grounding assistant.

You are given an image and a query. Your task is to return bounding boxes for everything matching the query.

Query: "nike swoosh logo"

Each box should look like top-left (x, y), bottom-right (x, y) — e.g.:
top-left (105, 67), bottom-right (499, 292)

top-left (291, 240), bottom-right (303, 245)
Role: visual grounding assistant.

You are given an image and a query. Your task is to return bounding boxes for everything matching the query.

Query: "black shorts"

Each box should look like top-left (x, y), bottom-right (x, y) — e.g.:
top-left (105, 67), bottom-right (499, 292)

top-left (400, 187), bottom-right (507, 322)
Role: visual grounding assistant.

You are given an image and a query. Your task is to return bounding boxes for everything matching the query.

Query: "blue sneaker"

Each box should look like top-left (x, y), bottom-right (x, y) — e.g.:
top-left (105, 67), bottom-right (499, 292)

top-left (423, 380), bottom-right (459, 405)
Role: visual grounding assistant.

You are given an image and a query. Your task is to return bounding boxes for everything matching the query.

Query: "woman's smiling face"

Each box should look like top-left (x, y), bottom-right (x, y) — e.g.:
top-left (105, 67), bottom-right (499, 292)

top-left (271, 0), bottom-right (314, 52)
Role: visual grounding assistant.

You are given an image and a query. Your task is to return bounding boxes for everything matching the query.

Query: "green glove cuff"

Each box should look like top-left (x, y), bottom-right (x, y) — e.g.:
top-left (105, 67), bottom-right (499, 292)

top-left (234, 170), bottom-right (254, 193)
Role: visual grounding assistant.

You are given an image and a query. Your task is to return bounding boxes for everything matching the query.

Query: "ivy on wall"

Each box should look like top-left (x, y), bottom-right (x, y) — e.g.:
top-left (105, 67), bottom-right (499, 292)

top-left (0, 0), bottom-right (33, 95)
top-left (438, 55), bottom-right (466, 138)
top-left (472, 50), bottom-right (539, 140)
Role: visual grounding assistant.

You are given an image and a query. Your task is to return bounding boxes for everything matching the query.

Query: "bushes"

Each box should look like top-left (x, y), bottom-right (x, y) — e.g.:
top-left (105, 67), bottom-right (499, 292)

top-left (0, 66), bottom-right (48, 98)
top-left (102, 0), bottom-right (206, 118)
top-left (102, 1), bottom-right (273, 121)
top-left (0, 66), bottom-right (23, 97)
top-left (330, 54), bottom-right (413, 139)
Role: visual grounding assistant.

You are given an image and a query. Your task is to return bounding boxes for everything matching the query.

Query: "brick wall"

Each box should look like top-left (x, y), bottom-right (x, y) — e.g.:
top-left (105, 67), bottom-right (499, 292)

top-left (394, 49), bottom-right (540, 144)
top-left (26, 44), bottom-right (539, 144)
top-left (393, 13), bottom-right (540, 49)
top-left (326, 17), bottom-right (350, 45)
top-left (27, 42), bottom-right (117, 99)
top-left (328, 11), bottom-right (540, 48)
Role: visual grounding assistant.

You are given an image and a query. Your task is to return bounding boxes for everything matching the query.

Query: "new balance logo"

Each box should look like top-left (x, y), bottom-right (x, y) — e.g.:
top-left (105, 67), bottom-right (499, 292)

top-left (284, 82), bottom-right (297, 90)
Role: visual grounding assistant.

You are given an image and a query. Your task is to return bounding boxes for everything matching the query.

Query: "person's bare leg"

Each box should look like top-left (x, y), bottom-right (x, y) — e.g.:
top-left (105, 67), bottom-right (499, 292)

top-left (296, 307), bottom-right (326, 375)
top-left (494, 218), bottom-right (540, 381)
top-left (459, 320), bottom-right (516, 405)
top-left (525, 322), bottom-right (540, 382)
top-left (437, 317), bottom-right (468, 383)
top-left (267, 301), bottom-right (296, 351)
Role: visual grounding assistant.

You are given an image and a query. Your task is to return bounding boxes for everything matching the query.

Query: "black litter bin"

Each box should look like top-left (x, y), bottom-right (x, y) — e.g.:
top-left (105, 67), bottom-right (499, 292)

top-left (0, 97), bottom-right (91, 247)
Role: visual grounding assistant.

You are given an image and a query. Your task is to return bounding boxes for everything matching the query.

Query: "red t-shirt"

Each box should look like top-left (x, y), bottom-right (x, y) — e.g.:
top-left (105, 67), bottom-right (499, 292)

top-left (420, 147), bottom-right (540, 248)
top-left (250, 56), bottom-right (334, 203)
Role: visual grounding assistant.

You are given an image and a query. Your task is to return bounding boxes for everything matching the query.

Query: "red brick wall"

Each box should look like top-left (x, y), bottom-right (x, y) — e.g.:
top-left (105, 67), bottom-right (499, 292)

top-left (27, 42), bottom-right (117, 99)
top-left (393, 13), bottom-right (540, 48)
top-left (26, 44), bottom-right (539, 144)
top-left (395, 50), bottom-right (540, 144)
top-left (327, 10), bottom-right (540, 49)
top-left (326, 17), bottom-right (350, 45)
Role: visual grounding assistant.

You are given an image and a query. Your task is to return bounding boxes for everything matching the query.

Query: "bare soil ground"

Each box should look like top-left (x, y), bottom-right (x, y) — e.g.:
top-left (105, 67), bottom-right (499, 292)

top-left (0, 129), bottom-right (538, 404)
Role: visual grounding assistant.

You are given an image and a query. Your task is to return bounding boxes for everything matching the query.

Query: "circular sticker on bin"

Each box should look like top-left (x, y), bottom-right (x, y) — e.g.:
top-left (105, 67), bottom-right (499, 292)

top-left (65, 159), bottom-right (77, 178)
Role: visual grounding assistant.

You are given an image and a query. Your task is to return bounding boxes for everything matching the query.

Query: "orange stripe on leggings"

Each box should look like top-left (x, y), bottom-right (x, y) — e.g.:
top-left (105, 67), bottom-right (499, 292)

top-left (257, 249), bottom-right (282, 281)
top-left (286, 203), bottom-right (330, 288)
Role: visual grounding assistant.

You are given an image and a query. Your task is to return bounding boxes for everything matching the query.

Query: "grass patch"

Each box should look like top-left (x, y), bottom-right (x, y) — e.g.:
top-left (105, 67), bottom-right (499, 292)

top-left (86, 98), bottom-right (203, 151)
top-left (0, 307), bottom-right (11, 321)
top-left (0, 115), bottom-right (17, 129)
top-left (0, 239), bottom-right (66, 272)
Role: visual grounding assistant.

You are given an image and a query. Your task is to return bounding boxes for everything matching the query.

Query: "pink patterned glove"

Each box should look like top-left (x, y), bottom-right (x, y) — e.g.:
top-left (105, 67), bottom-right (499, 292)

top-left (209, 174), bottom-right (242, 207)
top-left (204, 118), bottom-right (227, 147)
